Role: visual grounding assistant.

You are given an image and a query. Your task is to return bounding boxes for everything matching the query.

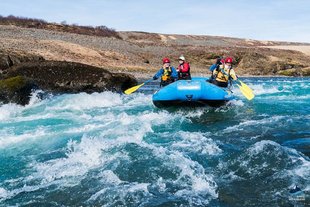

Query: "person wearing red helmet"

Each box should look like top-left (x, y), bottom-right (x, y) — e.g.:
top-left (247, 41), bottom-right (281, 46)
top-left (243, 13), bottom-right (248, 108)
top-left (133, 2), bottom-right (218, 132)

top-left (153, 57), bottom-right (178, 87)
top-left (209, 56), bottom-right (238, 87)
top-left (177, 55), bottom-right (191, 80)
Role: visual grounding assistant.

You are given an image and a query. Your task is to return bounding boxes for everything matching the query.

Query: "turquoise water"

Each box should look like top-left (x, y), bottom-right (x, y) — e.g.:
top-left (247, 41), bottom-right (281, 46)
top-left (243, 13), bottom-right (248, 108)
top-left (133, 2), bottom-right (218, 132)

top-left (0, 77), bottom-right (309, 206)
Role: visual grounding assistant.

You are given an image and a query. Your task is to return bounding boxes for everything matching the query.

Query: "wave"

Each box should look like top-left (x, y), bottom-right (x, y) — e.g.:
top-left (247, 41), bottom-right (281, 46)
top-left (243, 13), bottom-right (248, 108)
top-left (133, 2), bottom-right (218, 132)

top-left (0, 78), bottom-right (309, 206)
top-left (0, 127), bottom-right (48, 148)
top-left (222, 115), bottom-right (286, 133)
top-left (0, 101), bottom-right (221, 204)
top-left (0, 90), bottom-right (44, 121)
top-left (0, 103), bottom-right (23, 121)
top-left (217, 140), bottom-right (310, 205)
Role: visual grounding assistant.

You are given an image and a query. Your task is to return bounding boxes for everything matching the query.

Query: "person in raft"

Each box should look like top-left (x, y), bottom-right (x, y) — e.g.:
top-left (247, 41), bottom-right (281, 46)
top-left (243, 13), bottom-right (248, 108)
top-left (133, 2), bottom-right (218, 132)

top-left (177, 55), bottom-right (191, 80)
top-left (209, 57), bottom-right (238, 87)
top-left (153, 58), bottom-right (178, 87)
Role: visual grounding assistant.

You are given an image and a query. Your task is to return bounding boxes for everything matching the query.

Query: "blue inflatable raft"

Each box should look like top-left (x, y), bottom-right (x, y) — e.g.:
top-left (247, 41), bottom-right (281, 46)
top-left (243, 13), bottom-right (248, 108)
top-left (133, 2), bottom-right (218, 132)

top-left (152, 77), bottom-right (234, 107)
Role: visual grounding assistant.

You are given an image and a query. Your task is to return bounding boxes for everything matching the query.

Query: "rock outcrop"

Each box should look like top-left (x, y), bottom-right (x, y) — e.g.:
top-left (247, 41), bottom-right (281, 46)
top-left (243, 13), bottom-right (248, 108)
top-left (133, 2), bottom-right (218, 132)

top-left (0, 49), bottom-right (44, 70)
top-left (0, 60), bottom-right (137, 105)
top-left (0, 76), bottom-right (37, 105)
top-left (3, 61), bottom-right (137, 93)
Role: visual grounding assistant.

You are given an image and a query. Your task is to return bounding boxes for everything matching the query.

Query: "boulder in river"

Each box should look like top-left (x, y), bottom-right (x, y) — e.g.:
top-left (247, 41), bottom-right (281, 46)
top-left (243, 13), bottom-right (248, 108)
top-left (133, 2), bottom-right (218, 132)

top-left (0, 60), bottom-right (138, 105)
top-left (0, 76), bottom-right (37, 105)
top-left (3, 60), bottom-right (138, 93)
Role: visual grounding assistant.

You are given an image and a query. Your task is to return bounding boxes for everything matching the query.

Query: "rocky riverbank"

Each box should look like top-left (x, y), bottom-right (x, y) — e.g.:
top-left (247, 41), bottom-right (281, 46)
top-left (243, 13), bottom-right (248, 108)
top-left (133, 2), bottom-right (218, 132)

top-left (1, 17), bottom-right (310, 105)
top-left (1, 24), bottom-right (310, 77)
top-left (0, 59), bottom-right (137, 105)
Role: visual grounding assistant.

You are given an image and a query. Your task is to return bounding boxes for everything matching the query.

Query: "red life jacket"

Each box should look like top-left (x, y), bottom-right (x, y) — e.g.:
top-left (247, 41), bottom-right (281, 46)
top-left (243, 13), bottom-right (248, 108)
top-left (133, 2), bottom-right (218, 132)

top-left (177, 62), bottom-right (191, 79)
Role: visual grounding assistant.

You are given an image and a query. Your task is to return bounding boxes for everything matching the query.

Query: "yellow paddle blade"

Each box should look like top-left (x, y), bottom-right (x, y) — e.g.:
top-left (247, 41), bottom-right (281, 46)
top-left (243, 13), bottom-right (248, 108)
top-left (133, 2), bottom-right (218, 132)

top-left (240, 81), bottom-right (254, 94)
top-left (124, 83), bottom-right (145, 95)
top-left (238, 85), bottom-right (255, 100)
top-left (237, 80), bottom-right (255, 100)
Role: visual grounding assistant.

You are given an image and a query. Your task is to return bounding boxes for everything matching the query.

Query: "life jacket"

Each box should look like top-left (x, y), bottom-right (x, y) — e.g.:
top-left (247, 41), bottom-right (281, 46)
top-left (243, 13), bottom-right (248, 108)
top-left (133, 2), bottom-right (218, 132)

top-left (161, 67), bottom-right (172, 81)
top-left (213, 66), bottom-right (232, 83)
top-left (177, 62), bottom-right (191, 79)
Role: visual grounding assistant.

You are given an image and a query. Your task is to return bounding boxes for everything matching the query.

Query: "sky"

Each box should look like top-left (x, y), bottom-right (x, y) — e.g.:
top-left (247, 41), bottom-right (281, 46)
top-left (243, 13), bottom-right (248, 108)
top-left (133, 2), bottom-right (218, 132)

top-left (1, 0), bottom-right (310, 43)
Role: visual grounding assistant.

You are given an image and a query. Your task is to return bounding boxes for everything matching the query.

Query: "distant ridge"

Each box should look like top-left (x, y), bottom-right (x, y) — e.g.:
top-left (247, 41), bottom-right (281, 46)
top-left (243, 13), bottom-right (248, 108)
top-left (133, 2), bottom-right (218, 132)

top-left (0, 15), bottom-right (121, 39)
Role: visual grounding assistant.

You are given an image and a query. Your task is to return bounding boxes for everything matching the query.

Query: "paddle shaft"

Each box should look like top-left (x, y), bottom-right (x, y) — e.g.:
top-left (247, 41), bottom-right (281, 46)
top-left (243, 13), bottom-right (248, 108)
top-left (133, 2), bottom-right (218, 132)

top-left (124, 78), bottom-right (153, 95)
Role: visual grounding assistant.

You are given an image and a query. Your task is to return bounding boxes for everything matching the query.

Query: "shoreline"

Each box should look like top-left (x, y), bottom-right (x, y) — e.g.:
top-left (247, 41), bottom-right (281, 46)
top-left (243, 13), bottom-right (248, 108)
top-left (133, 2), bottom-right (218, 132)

top-left (127, 71), bottom-right (306, 80)
top-left (1, 24), bottom-right (309, 81)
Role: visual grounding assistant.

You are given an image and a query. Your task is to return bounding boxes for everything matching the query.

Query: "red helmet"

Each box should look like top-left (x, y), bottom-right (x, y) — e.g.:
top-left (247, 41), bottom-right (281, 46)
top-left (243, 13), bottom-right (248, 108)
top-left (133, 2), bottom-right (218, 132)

top-left (224, 57), bottom-right (233, 64)
top-left (162, 58), bottom-right (170, 64)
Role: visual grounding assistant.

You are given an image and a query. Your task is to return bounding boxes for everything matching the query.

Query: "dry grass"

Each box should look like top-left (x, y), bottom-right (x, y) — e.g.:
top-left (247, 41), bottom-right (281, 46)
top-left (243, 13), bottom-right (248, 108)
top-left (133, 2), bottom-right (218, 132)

top-left (1, 17), bottom-right (310, 78)
top-left (262, 46), bottom-right (310, 56)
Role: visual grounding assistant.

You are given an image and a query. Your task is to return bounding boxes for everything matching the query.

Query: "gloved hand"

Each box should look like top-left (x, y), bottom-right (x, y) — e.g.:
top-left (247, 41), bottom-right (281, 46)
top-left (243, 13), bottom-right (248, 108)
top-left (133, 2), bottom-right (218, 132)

top-left (153, 76), bottom-right (157, 80)
top-left (216, 58), bottom-right (222, 65)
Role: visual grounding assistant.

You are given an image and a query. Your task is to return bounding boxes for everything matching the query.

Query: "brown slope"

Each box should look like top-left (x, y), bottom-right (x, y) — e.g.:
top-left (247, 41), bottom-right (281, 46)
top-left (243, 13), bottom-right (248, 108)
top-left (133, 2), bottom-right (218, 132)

top-left (1, 24), bottom-right (310, 78)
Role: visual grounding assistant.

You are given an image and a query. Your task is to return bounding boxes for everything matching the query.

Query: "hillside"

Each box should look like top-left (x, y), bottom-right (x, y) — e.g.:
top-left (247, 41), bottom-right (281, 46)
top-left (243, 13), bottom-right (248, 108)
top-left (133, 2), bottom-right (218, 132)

top-left (1, 16), bottom-right (310, 78)
top-left (0, 15), bottom-right (120, 38)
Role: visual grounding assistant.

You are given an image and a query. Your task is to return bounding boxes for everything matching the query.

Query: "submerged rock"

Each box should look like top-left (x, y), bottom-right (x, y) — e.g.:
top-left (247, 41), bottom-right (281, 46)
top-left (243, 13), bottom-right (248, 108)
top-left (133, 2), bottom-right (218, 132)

top-left (4, 60), bottom-right (138, 93)
top-left (0, 76), bottom-right (37, 105)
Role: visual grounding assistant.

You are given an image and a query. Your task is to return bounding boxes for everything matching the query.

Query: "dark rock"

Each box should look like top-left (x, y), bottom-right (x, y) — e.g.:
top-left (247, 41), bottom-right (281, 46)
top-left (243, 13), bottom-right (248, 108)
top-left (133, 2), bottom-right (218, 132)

top-left (289, 185), bottom-right (301, 194)
top-left (4, 60), bottom-right (138, 93)
top-left (0, 49), bottom-right (44, 71)
top-left (0, 76), bottom-right (37, 105)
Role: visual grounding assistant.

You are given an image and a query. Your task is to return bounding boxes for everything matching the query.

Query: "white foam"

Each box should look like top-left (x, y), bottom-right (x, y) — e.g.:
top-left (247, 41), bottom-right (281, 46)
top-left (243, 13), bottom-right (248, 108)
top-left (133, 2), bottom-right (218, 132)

top-left (0, 179), bottom-right (69, 202)
top-left (250, 84), bottom-right (281, 95)
top-left (263, 94), bottom-right (310, 101)
top-left (248, 140), bottom-right (280, 155)
top-left (223, 115), bottom-right (285, 133)
top-left (292, 159), bottom-right (310, 178)
top-left (236, 140), bottom-right (310, 183)
top-left (172, 131), bottom-right (222, 156)
top-left (27, 90), bottom-right (44, 106)
top-left (0, 90), bottom-right (48, 122)
top-left (231, 83), bottom-right (298, 100)
top-left (98, 170), bottom-right (122, 185)
top-left (128, 183), bottom-right (149, 193)
top-left (65, 123), bottom-right (105, 134)
top-left (0, 103), bottom-right (23, 121)
top-left (176, 108), bottom-right (206, 119)
top-left (0, 91), bottom-right (216, 205)
top-left (47, 92), bottom-right (123, 111)
top-left (124, 93), bottom-right (152, 107)
top-left (87, 182), bottom-right (150, 203)
top-left (0, 127), bottom-right (47, 148)
top-left (32, 136), bottom-right (108, 183)
top-left (0, 187), bottom-right (8, 199)
top-left (105, 111), bottom-right (180, 143)
top-left (87, 188), bottom-right (108, 202)
top-left (149, 144), bottom-right (218, 198)
top-left (156, 177), bottom-right (166, 193)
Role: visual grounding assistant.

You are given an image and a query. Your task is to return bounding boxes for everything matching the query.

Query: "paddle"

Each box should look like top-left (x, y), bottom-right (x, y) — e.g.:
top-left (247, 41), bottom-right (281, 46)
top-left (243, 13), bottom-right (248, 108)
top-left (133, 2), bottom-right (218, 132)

top-left (235, 79), bottom-right (255, 100)
top-left (218, 68), bottom-right (255, 100)
top-left (124, 79), bottom-right (153, 95)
